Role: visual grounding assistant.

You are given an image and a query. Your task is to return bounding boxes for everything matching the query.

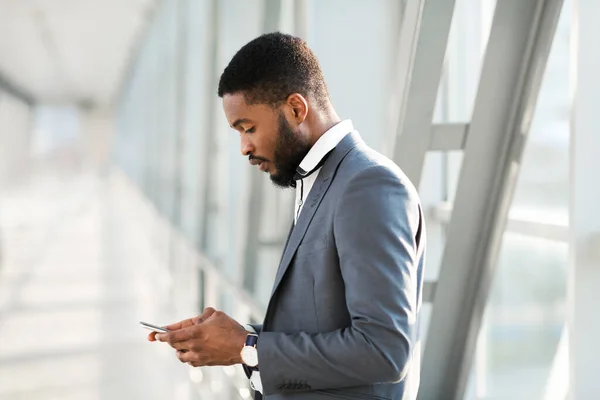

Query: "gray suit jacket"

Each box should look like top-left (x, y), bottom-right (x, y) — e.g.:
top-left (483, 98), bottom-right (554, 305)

top-left (252, 131), bottom-right (425, 400)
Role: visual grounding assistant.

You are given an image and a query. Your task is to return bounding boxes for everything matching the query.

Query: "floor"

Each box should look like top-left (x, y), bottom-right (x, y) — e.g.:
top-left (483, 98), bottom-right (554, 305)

top-left (0, 161), bottom-right (195, 400)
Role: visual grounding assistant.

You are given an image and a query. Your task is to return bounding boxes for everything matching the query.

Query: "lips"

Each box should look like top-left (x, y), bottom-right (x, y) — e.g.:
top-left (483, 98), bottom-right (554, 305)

top-left (249, 157), bottom-right (269, 172)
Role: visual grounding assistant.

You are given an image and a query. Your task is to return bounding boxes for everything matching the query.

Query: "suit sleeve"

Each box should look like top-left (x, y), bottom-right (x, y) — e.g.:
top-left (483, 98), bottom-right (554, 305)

top-left (256, 165), bottom-right (423, 395)
top-left (249, 324), bottom-right (263, 335)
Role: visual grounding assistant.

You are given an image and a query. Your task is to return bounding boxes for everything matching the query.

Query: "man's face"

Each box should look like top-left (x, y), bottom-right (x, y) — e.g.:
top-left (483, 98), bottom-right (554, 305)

top-left (223, 93), bottom-right (311, 188)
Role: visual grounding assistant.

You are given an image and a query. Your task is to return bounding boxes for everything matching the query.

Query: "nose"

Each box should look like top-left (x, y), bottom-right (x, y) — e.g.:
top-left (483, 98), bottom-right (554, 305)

top-left (240, 135), bottom-right (254, 156)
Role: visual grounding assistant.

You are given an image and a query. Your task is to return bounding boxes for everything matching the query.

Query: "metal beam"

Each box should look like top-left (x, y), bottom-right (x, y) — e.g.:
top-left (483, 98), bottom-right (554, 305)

top-left (113, 3), bottom-right (158, 109)
top-left (422, 281), bottom-right (437, 303)
top-left (432, 202), bottom-right (569, 242)
top-left (166, 0), bottom-right (189, 299)
top-left (242, 169), bottom-right (267, 294)
top-left (388, 0), bottom-right (456, 187)
top-left (199, 0), bottom-right (221, 255)
top-left (506, 217), bottom-right (569, 242)
top-left (429, 123), bottom-right (468, 151)
top-left (172, 0), bottom-right (188, 227)
top-left (263, 0), bottom-right (283, 32)
top-left (0, 72), bottom-right (34, 105)
top-left (257, 238), bottom-right (287, 247)
top-left (419, 1), bottom-right (564, 399)
top-left (293, 0), bottom-right (310, 40)
top-left (242, 0), bottom-right (283, 294)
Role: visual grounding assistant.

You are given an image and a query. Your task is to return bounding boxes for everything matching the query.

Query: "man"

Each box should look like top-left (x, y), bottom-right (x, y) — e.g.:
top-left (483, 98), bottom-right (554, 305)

top-left (149, 32), bottom-right (426, 400)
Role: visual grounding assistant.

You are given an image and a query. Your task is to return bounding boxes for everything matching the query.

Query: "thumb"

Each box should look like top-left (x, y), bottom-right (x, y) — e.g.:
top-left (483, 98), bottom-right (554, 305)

top-left (194, 307), bottom-right (217, 324)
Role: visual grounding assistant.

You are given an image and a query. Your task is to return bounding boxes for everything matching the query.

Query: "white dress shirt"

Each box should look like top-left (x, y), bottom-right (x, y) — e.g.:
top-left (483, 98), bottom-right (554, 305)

top-left (248, 119), bottom-right (354, 394)
top-left (294, 119), bottom-right (354, 224)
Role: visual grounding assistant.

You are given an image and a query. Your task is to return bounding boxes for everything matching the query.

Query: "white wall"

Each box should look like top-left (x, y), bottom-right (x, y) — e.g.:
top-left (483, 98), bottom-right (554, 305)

top-left (80, 108), bottom-right (115, 170)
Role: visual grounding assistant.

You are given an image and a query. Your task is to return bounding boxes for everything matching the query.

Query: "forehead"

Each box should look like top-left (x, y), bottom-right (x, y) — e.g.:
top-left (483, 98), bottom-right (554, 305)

top-left (222, 93), bottom-right (278, 127)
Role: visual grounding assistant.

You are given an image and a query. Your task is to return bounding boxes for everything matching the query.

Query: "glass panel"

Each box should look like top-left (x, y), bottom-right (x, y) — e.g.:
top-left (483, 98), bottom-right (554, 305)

top-left (464, 233), bottom-right (567, 400)
top-left (179, 0), bottom-right (211, 243)
top-left (464, 4), bottom-right (572, 399)
top-left (419, 153), bottom-right (447, 281)
top-left (310, 0), bottom-right (401, 151)
top-left (419, 303), bottom-right (433, 351)
top-left (446, 151), bottom-right (463, 203)
top-left (419, 151), bottom-right (464, 281)
top-left (433, 0), bottom-right (497, 123)
top-left (510, 0), bottom-right (571, 225)
top-left (212, 0), bottom-right (264, 278)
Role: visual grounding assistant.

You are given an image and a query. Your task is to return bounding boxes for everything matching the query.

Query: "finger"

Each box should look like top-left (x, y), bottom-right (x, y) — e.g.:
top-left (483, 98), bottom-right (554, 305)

top-left (170, 340), bottom-right (191, 351)
top-left (156, 329), bottom-right (190, 344)
top-left (164, 317), bottom-right (196, 331)
top-left (204, 309), bottom-right (228, 323)
top-left (177, 350), bottom-right (199, 364)
top-left (148, 332), bottom-right (158, 342)
top-left (194, 307), bottom-right (217, 324)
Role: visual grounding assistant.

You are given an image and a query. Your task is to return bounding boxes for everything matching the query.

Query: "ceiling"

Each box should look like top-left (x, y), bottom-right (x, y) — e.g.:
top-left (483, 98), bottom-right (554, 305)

top-left (0, 0), bottom-right (156, 108)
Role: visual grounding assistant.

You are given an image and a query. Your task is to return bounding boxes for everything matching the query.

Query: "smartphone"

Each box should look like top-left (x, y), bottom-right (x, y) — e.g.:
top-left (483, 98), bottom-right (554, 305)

top-left (140, 321), bottom-right (168, 333)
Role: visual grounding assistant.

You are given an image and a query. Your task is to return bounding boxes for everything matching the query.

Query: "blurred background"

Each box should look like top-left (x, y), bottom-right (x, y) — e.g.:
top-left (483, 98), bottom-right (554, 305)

top-left (0, 0), bottom-right (598, 399)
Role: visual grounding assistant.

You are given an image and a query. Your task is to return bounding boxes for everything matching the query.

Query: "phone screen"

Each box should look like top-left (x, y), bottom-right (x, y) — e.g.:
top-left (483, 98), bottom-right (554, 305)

top-left (139, 321), bottom-right (168, 333)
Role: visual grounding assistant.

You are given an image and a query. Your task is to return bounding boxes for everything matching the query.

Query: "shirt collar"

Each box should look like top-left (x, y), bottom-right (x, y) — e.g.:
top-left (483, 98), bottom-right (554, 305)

top-left (295, 119), bottom-right (354, 179)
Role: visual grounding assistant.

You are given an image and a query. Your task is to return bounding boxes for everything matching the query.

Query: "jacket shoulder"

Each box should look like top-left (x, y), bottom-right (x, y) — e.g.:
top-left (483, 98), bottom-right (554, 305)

top-left (338, 143), bottom-right (419, 197)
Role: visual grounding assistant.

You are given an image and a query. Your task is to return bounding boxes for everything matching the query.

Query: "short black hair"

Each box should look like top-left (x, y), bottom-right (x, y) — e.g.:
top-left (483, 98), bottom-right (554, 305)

top-left (217, 32), bottom-right (330, 109)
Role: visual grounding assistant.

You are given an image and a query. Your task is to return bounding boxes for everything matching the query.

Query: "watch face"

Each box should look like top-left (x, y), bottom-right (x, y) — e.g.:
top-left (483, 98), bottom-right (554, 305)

top-left (241, 346), bottom-right (258, 367)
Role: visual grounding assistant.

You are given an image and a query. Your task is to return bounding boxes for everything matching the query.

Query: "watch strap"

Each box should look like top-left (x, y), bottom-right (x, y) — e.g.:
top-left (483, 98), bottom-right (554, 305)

top-left (245, 333), bottom-right (258, 347)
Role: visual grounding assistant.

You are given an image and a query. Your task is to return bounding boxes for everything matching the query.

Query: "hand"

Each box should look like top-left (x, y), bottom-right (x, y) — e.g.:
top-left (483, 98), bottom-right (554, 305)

top-left (155, 307), bottom-right (248, 367)
top-left (146, 308), bottom-right (215, 342)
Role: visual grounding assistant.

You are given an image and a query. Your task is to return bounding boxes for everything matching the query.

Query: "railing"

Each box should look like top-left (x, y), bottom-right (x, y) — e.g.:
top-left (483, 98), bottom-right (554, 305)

top-left (111, 168), bottom-right (264, 400)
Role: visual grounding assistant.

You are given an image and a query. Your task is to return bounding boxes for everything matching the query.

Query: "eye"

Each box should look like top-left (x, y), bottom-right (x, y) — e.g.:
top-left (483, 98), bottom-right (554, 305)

top-left (245, 127), bottom-right (255, 134)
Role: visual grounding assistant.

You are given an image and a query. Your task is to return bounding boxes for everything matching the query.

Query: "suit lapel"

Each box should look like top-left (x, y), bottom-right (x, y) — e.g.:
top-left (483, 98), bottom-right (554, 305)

top-left (277, 221), bottom-right (294, 265)
top-left (268, 131), bottom-right (362, 298)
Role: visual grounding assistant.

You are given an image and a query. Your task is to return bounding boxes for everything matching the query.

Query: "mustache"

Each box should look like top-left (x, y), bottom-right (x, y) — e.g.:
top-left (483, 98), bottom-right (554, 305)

top-left (249, 155), bottom-right (269, 163)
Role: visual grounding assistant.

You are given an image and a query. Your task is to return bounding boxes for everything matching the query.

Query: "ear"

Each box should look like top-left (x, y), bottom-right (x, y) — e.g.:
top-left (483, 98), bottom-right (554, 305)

top-left (286, 93), bottom-right (308, 124)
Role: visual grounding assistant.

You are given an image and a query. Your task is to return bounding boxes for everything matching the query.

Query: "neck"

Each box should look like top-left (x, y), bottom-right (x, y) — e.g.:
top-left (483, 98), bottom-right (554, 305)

top-left (307, 107), bottom-right (341, 146)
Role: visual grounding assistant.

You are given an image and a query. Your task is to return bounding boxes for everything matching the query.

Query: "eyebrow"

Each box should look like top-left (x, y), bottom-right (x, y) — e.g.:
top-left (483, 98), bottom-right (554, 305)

top-left (231, 118), bottom-right (252, 128)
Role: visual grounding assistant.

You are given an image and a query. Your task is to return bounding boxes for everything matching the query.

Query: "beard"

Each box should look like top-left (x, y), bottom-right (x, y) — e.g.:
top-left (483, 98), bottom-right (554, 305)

top-left (269, 113), bottom-right (312, 188)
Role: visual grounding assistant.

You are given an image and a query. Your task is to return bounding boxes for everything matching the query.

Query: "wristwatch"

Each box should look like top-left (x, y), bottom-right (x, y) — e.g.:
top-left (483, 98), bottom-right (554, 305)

top-left (240, 333), bottom-right (259, 368)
